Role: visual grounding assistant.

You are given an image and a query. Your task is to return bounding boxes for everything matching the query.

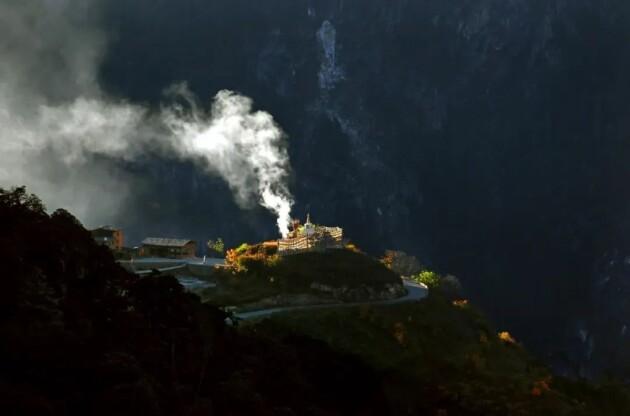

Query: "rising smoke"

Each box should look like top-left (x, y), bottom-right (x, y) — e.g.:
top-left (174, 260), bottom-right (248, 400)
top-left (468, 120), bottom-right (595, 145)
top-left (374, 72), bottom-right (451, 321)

top-left (0, 0), bottom-right (294, 236)
top-left (162, 84), bottom-right (294, 237)
top-left (0, 0), bottom-right (145, 224)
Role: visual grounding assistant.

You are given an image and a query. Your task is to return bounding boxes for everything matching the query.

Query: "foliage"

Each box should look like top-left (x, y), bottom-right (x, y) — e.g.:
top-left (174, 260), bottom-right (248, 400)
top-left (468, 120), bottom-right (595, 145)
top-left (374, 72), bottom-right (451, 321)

top-left (208, 246), bottom-right (402, 307)
top-left (380, 250), bottom-right (423, 276)
top-left (225, 242), bottom-right (277, 273)
top-left (411, 270), bottom-right (442, 288)
top-left (235, 242), bottom-right (249, 254)
top-left (0, 186), bottom-right (392, 415)
top-left (345, 242), bottom-right (362, 253)
top-left (499, 331), bottom-right (518, 345)
top-left (257, 298), bottom-right (630, 416)
top-left (0, 185), bottom-right (46, 214)
top-left (408, 269), bottom-right (463, 300)
top-left (2, 186), bottom-right (630, 416)
top-left (207, 237), bottom-right (225, 257)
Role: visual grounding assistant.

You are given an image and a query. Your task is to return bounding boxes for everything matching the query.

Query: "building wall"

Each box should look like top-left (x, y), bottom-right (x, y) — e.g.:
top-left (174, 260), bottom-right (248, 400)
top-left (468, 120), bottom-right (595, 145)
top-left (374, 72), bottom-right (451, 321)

top-left (278, 228), bottom-right (344, 256)
top-left (91, 228), bottom-right (124, 251)
top-left (140, 242), bottom-right (197, 259)
top-left (182, 242), bottom-right (197, 258)
top-left (111, 230), bottom-right (124, 251)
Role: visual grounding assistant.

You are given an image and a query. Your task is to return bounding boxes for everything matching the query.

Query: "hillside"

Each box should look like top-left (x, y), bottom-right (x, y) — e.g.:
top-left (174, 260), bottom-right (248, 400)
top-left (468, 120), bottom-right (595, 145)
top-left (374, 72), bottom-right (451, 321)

top-left (254, 298), bottom-right (630, 415)
top-left (97, 0), bottom-right (630, 379)
top-left (1, 186), bottom-right (630, 415)
top-left (202, 243), bottom-right (404, 309)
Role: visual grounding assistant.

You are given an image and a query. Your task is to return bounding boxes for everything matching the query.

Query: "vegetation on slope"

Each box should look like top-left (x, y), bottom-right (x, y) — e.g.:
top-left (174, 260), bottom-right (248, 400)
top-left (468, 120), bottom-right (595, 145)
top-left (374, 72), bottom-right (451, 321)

top-left (252, 295), bottom-right (630, 415)
top-left (2, 186), bottom-right (630, 416)
top-left (203, 242), bottom-right (402, 307)
top-left (0, 186), bottom-right (402, 415)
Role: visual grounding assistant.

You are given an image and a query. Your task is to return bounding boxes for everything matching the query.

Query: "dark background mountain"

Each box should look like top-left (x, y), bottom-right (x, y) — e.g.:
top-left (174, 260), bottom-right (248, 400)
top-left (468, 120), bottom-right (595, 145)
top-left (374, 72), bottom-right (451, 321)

top-left (98, 0), bottom-right (630, 379)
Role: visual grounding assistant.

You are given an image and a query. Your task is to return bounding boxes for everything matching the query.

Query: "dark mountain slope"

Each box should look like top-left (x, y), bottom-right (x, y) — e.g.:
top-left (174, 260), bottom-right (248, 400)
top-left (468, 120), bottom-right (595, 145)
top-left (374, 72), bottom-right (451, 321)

top-left (100, 0), bottom-right (630, 378)
top-left (3, 186), bottom-right (630, 415)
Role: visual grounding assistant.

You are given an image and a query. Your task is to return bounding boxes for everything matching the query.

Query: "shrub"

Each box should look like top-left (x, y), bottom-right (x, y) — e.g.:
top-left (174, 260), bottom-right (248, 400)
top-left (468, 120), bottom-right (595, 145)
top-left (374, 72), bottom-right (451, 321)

top-left (235, 243), bottom-right (249, 254)
top-left (498, 331), bottom-right (517, 345)
top-left (409, 271), bottom-right (463, 300)
top-left (225, 242), bottom-right (279, 273)
top-left (345, 243), bottom-right (361, 253)
top-left (380, 250), bottom-right (423, 276)
top-left (207, 238), bottom-right (225, 257)
top-left (411, 270), bottom-right (442, 289)
top-left (237, 256), bottom-right (267, 275)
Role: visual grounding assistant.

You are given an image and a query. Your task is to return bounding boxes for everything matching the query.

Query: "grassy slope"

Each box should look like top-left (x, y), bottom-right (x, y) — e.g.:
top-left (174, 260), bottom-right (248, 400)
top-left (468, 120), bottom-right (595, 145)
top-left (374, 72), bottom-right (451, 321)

top-left (273, 250), bottom-right (401, 288)
top-left (203, 249), bottom-right (401, 307)
top-left (248, 295), bottom-right (630, 416)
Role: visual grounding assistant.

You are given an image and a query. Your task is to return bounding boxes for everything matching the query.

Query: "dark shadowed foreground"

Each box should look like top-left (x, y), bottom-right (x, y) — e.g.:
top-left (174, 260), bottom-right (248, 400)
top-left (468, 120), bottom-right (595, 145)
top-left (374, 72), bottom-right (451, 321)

top-left (1, 187), bottom-right (629, 415)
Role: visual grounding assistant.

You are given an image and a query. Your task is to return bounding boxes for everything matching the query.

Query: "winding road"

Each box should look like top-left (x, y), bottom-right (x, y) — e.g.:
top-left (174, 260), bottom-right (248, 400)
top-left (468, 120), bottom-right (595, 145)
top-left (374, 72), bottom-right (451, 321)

top-left (235, 280), bottom-right (428, 320)
top-left (119, 258), bottom-right (429, 321)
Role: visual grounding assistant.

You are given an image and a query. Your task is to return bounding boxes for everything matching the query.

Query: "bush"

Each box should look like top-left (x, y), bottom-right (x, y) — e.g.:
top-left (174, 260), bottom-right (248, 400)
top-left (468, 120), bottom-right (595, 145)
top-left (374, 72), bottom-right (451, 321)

top-left (409, 271), bottom-right (463, 300)
top-left (380, 250), bottom-right (423, 276)
top-left (235, 243), bottom-right (249, 254)
top-left (411, 270), bottom-right (442, 288)
top-left (225, 242), bottom-right (278, 273)
top-left (207, 238), bottom-right (225, 257)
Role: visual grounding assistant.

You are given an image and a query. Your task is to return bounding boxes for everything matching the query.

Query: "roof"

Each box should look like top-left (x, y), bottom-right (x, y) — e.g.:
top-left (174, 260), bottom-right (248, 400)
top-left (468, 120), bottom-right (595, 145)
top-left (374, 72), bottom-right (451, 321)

top-left (141, 238), bottom-right (195, 248)
top-left (91, 226), bottom-right (120, 232)
top-left (91, 226), bottom-right (121, 237)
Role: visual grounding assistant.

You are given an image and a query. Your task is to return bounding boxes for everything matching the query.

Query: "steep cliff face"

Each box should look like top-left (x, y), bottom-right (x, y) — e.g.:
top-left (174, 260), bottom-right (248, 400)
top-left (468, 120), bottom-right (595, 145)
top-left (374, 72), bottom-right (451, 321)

top-left (563, 249), bottom-right (630, 379)
top-left (101, 0), bottom-right (630, 378)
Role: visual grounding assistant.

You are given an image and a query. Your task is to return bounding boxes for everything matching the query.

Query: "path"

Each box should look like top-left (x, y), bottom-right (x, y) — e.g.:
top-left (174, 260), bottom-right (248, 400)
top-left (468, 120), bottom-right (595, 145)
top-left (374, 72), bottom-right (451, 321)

top-left (235, 280), bottom-right (428, 320)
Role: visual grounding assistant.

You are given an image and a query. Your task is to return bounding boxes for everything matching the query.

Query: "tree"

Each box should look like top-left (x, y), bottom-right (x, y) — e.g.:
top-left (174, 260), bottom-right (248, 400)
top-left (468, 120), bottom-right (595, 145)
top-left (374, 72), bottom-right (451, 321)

top-left (0, 186), bottom-right (46, 214)
top-left (411, 270), bottom-right (441, 289)
top-left (207, 238), bottom-right (225, 257)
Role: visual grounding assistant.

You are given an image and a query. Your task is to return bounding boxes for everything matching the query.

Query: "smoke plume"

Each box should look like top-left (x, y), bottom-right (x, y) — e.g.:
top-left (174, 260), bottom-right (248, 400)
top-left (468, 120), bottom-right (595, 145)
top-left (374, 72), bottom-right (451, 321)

top-left (0, 0), bottom-right (294, 235)
top-left (162, 84), bottom-right (294, 237)
top-left (0, 0), bottom-right (147, 224)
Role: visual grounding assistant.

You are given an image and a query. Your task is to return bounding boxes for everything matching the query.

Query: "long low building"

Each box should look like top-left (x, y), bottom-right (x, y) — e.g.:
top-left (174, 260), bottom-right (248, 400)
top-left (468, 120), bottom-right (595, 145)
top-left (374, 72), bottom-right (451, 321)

top-left (140, 238), bottom-right (197, 259)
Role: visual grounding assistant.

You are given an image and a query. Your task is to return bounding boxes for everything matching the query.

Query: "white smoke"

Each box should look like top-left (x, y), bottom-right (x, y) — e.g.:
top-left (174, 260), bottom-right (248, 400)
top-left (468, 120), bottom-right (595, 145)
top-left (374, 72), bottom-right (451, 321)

top-left (161, 84), bottom-right (294, 237)
top-left (0, 0), bottom-right (147, 223)
top-left (0, 0), bottom-right (294, 235)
